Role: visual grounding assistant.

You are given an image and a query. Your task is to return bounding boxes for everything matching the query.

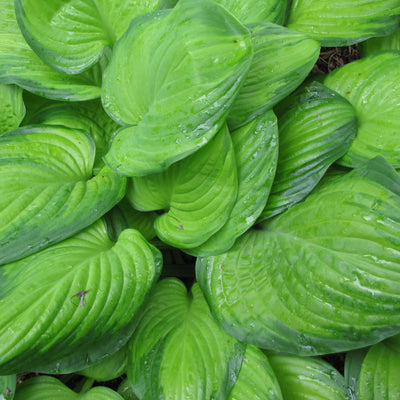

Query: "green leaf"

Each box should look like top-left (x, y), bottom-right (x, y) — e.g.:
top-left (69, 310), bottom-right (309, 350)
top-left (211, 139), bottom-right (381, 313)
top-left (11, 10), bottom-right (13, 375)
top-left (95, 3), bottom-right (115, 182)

top-left (324, 51), bottom-right (400, 168)
top-left (0, 375), bottom-right (15, 400)
top-left (102, 0), bottom-right (253, 176)
top-left (213, 0), bottom-right (287, 24)
top-left (227, 22), bottom-right (320, 130)
top-left (0, 0), bottom-right (101, 101)
top-left (360, 26), bottom-right (400, 56)
top-left (118, 379), bottom-right (139, 400)
top-left (267, 353), bottom-right (347, 399)
top-left (0, 84), bottom-right (25, 135)
top-left (197, 157), bottom-right (400, 355)
top-left (259, 82), bottom-right (357, 221)
top-left (287, 0), bottom-right (400, 46)
top-left (188, 112), bottom-right (278, 256)
top-left (24, 99), bottom-right (119, 173)
top-left (345, 348), bottom-right (370, 399)
top-left (356, 335), bottom-right (400, 399)
top-left (14, 375), bottom-right (124, 400)
top-left (0, 125), bottom-right (127, 265)
top-left (127, 278), bottom-right (246, 400)
top-left (127, 125), bottom-right (238, 249)
top-left (0, 219), bottom-right (162, 374)
top-left (78, 343), bottom-right (128, 381)
top-left (228, 346), bottom-right (283, 400)
top-left (15, 0), bottom-right (171, 74)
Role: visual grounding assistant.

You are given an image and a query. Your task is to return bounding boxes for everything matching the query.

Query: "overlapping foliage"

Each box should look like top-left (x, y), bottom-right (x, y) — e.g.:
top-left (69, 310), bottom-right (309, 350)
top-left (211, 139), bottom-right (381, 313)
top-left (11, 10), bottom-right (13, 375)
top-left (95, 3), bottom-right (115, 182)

top-left (1, 0), bottom-right (400, 398)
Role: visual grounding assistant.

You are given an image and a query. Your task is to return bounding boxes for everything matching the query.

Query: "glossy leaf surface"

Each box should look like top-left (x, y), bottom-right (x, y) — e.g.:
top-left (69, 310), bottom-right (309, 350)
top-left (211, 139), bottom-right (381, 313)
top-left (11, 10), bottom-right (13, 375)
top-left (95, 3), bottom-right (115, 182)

top-left (324, 51), bottom-right (400, 168)
top-left (14, 375), bottom-right (123, 400)
top-left (0, 84), bottom-right (25, 135)
top-left (357, 335), bottom-right (400, 399)
top-left (259, 82), bottom-right (357, 220)
top-left (15, 0), bottom-right (170, 73)
top-left (197, 157), bottom-right (400, 355)
top-left (360, 27), bottom-right (400, 56)
top-left (127, 278), bottom-right (246, 400)
top-left (0, 125), bottom-right (126, 265)
top-left (213, 0), bottom-right (287, 24)
top-left (127, 125), bottom-right (238, 249)
top-left (0, 219), bottom-right (162, 374)
top-left (267, 353), bottom-right (347, 399)
top-left (102, 0), bottom-right (253, 175)
top-left (188, 112), bottom-right (278, 256)
top-left (228, 346), bottom-right (282, 400)
top-left (287, 0), bottom-right (400, 46)
top-left (228, 23), bottom-right (320, 130)
top-left (0, 0), bottom-right (101, 100)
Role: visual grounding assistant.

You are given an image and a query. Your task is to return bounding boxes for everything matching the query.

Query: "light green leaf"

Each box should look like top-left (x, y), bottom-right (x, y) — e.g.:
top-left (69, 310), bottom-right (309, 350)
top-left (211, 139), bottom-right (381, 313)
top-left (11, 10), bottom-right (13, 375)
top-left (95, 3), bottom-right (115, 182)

top-left (287, 0), bottom-right (400, 46)
top-left (360, 26), bottom-right (400, 56)
top-left (0, 219), bottom-right (162, 374)
top-left (24, 99), bottom-right (119, 172)
top-left (127, 278), bottom-right (246, 400)
top-left (15, 0), bottom-right (172, 74)
top-left (259, 82), bottom-right (357, 221)
top-left (0, 84), bottom-right (25, 135)
top-left (0, 0), bottom-right (101, 101)
top-left (0, 124), bottom-right (126, 265)
top-left (14, 375), bottom-right (124, 400)
top-left (78, 343), bottom-right (128, 381)
top-left (0, 375), bottom-right (15, 400)
top-left (188, 112), bottom-right (278, 256)
top-left (356, 335), bottom-right (400, 399)
top-left (228, 346), bottom-right (283, 400)
top-left (213, 0), bottom-right (287, 24)
top-left (127, 125), bottom-right (238, 249)
top-left (324, 51), bottom-right (400, 168)
top-left (267, 353), bottom-right (347, 399)
top-left (102, 0), bottom-right (253, 176)
top-left (227, 22), bottom-right (320, 130)
top-left (197, 157), bottom-right (400, 355)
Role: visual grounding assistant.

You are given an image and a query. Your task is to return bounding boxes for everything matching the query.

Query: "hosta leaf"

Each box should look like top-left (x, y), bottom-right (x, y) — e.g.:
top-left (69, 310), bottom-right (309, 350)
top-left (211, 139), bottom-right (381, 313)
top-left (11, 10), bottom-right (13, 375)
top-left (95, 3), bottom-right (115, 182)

top-left (14, 376), bottom-right (123, 400)
top-left (356, 335), bottom-right (400, 399)
top-left (197, 157), bottom-right (400, 355)
top-left (188, 112), bottom-right (278, 256)
top-left (0, 84), bottom-right (25, 135)
top-left (25, 99), bottom-right (119, 172)
top-left (127, 125), bottom-right (237, 249)
top-left (287, 0), bottom-right (400, 46)
top-left (0, 375), bottom-right (15, 400)
top-left (78, 342), bottom-right (128, 381)
top-left (360, 26), bottom-right (400, 56)
top-left (228, 346), bottom-right (283, 400)
top-left (227, 23), bottom-right (320, 130)
top-left (118, 379), bottom-right (139, 400)
top-left (345, 348), bottom-right (369, 399)
top-left (0, 219), bottom-right (162, 374)
top-left (107, 198), bottom-right (157, 242)
top-left (0, 124), bottom-right (126, 265)
top-left (267, 353), bottom-right (347, 399)
top-left (259, 82), bottom-right (357, 221)
top-left (102, 0), bottom-right (253, 176)
top-left (127, 278), bottom-right (246, 400)
top-left (213, 0), bottom-right (287, 24)
top-left (15, 0), bottom-right (172, 74)
top-left (0, 0), bottom-right (101, 101)
top-left (324, 51), bottom-right (400, 168)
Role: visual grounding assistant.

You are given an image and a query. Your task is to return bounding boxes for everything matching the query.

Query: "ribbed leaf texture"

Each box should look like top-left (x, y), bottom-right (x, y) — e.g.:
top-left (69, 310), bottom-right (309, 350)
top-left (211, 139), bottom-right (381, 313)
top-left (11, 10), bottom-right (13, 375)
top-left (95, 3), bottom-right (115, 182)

top-left (0, 84), bottom-right (25, 135)
top-left (0, 219), bottom-right (162, 374)
top-left (102, 0), bottom-right (253, 175)
top-left (0, 125), bottom-right (126, 264)
top-left (197, 157), bottom-right (400, 355)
